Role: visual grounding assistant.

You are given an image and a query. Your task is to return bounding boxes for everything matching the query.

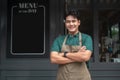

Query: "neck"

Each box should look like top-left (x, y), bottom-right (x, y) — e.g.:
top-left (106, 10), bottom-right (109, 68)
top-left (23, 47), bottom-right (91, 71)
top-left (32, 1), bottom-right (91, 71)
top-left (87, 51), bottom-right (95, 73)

top-left (69, 31), bottom-right (79, 35)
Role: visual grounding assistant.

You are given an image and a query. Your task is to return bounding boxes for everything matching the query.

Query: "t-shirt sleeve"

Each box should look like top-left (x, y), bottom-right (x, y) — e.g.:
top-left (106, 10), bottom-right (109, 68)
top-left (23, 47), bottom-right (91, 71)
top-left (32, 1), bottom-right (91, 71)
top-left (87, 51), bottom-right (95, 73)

top-left (50, 36), bottom-right (61, 52)
top-left (83, 35), bottom-right (93, 52)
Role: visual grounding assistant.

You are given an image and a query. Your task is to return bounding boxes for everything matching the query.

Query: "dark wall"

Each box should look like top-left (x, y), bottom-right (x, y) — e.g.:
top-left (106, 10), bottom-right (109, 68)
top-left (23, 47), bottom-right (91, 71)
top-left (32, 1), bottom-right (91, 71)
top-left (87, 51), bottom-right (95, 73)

top-left (0, 0), bottom-right (64, 80)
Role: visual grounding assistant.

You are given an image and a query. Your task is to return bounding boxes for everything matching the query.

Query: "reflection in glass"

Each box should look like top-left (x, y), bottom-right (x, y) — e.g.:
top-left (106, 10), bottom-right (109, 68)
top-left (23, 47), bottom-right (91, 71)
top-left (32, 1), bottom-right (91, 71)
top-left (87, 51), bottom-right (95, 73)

top-left (99, 10), bottom-right (120, 63)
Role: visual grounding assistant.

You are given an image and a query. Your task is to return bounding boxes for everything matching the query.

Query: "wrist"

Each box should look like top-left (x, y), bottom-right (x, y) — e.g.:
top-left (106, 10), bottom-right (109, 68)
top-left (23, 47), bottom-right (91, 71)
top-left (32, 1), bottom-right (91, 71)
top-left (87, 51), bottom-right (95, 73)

top-left (63, 52), bottom-right (68, 57)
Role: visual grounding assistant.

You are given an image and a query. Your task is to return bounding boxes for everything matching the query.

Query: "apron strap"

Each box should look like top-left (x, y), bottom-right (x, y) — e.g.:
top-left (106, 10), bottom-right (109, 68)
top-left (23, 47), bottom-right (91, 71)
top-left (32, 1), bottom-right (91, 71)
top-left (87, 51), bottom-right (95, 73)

top-left (79, 32), bottom-right (82, 47)
top-left (62, 35), bottom-right (68, 46)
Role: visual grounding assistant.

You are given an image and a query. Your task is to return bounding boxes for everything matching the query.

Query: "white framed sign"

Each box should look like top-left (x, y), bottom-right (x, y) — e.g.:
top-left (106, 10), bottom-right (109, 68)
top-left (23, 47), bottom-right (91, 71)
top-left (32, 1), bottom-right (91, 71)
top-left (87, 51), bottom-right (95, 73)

top-left (7, 0), bottom-right (49, 57)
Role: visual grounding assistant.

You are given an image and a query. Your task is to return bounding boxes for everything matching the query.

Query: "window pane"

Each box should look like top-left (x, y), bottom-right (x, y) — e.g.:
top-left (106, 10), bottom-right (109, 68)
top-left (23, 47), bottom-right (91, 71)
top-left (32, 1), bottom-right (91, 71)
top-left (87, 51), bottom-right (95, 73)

top-left (99, 10), bottom-right (120, 63)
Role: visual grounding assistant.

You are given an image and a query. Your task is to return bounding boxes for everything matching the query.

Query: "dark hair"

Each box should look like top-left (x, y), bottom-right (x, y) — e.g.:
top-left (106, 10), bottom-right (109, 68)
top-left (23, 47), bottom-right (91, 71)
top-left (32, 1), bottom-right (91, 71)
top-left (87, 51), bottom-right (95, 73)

top-left (65, 10), bottom-right (80, 20)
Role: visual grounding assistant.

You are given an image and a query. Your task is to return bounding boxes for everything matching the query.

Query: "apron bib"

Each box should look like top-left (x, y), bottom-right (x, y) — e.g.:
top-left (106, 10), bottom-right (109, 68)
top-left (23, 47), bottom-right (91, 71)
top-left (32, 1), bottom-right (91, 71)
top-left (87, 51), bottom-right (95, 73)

top-left (56, 32), bottom-right (91, 80)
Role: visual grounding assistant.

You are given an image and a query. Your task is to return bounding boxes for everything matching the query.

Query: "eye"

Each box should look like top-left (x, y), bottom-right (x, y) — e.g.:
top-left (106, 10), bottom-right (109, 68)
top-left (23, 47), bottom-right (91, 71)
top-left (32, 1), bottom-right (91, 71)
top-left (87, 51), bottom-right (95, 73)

top-left (65, 20), bottom-right (77, 23)
top-left (65, 20), bottom-right (71, 23)
top-left (71, 20), bottom-right (76, 23)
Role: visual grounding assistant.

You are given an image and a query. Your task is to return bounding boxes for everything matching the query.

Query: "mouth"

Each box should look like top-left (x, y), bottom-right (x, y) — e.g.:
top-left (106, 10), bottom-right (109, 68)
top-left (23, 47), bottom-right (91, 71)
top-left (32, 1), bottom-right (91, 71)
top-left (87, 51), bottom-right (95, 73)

top-left (68, 26), bottom-right (75, 30)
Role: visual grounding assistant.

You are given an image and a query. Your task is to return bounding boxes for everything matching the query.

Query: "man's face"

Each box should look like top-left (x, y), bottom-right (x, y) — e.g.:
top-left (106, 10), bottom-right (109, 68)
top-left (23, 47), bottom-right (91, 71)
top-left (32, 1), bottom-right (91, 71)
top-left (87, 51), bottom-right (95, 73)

top-left (65, 15), bottom-right (80, 34)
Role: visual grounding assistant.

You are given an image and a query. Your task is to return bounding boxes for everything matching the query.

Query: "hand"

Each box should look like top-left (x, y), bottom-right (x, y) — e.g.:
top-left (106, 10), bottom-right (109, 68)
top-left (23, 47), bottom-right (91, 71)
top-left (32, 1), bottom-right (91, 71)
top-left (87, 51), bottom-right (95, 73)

top-left (58, 52), bottom-right (64, 57)
top-left (79, 46), bottom-right (86, 52)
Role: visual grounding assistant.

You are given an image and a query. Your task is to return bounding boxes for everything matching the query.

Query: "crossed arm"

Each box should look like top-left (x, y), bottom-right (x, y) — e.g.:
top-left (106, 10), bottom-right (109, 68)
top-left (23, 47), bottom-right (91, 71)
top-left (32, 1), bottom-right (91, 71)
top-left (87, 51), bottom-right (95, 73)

top-left (50, 46), bottom-right (92, 64)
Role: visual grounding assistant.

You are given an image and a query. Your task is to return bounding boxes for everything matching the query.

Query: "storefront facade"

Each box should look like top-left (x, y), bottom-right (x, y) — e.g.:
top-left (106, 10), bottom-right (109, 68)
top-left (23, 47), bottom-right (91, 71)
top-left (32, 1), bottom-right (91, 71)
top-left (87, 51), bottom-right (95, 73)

top-left (0, 0), bottom-right (120, 80)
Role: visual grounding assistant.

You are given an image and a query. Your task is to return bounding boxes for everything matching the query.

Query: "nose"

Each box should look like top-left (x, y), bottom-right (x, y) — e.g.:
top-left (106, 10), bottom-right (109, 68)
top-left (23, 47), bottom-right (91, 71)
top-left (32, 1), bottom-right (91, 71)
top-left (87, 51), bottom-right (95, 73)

top-left (69, 21), bottom-right (74, 25)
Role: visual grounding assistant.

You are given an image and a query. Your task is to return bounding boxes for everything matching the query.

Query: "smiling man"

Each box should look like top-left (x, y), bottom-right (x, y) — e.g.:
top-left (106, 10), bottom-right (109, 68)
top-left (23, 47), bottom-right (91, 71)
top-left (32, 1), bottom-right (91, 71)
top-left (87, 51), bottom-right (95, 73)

top-left (50, 10), bottom-right (93, 80)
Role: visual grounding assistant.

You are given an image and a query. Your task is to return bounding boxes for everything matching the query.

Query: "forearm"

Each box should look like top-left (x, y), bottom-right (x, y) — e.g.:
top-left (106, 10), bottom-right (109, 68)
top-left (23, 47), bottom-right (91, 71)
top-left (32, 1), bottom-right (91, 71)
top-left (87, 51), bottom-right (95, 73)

top-left (51, 56), bottom-right (74, 64)
top-left (66, 50), bottom-right (92, 62)
top-left (50, 52), bottom-right (75, 64)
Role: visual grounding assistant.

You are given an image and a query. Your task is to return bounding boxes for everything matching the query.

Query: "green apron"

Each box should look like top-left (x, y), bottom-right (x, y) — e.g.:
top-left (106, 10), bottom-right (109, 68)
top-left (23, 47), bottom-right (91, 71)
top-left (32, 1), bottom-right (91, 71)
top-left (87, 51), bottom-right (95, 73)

top-left (56, 32), bottom-right (91, 80)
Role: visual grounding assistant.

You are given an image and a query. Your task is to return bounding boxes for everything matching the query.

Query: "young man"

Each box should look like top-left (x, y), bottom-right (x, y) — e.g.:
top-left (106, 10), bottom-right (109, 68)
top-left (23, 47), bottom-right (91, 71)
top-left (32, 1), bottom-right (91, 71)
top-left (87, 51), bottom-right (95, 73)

top-left (50, 10), bottom-right (93, 80)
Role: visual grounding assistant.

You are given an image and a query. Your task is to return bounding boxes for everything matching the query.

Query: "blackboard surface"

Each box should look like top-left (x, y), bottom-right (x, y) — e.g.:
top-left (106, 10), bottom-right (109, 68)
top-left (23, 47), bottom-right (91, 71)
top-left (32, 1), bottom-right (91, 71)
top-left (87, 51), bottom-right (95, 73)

top-left (7, 0), bottom-right (49, 57)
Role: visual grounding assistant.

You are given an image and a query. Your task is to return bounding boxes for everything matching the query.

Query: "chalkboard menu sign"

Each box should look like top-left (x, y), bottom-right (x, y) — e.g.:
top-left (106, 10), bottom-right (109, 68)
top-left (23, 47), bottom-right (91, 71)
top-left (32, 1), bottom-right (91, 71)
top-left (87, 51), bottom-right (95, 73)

top-left (7, 0), bottom-right (49, 57)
